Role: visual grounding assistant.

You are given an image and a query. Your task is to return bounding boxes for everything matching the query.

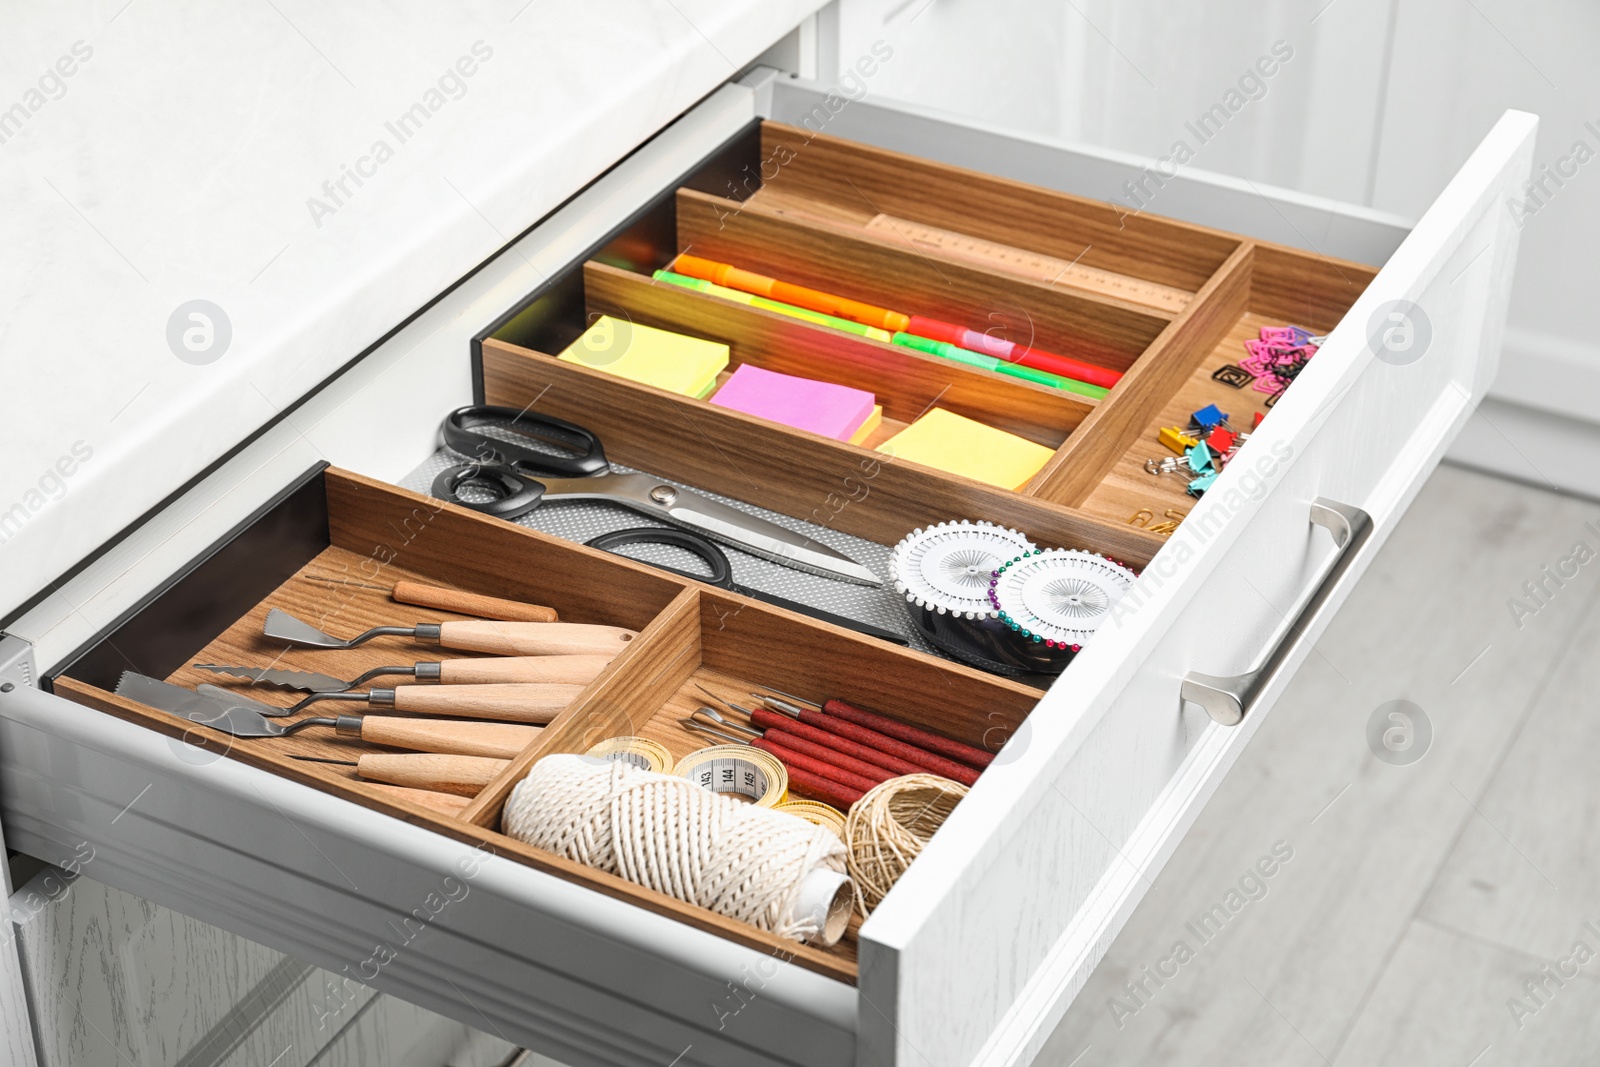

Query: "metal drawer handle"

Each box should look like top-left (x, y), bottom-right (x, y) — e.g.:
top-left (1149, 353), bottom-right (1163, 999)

top-left (1181, 498), bottom-right (1373, 726)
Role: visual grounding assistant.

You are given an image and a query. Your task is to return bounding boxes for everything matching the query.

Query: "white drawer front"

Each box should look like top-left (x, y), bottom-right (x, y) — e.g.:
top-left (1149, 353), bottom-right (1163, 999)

top-left (851, 110), bottom-right (1536, 1067)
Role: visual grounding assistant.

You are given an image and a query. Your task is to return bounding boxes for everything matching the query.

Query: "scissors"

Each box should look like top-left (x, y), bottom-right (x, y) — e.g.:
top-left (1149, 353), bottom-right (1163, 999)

top-left (432, 406), bottom-right (881, 587)
top-left (585, 527), bottom-right (907, 645)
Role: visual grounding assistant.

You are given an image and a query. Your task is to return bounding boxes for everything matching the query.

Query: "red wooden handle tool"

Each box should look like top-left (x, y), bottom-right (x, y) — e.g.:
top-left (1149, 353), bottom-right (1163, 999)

top-left (755, 737), bottom-right (881, 795)
top-left (751, 709), bottom-right (916, 777)
top-left (795, 709), bottom-right (980, 787)
top-left (780, 764), bottom-right (865, 810)
top-left (821, 699), bottom-right (995, 770)
top-left (764, 727), bottom-right (895, 785)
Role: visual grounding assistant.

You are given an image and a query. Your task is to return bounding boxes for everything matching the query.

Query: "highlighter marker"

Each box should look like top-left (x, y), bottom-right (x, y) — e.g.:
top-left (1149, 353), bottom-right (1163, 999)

top-left (674, 254), bottom-right (910, 333)
top-left (654, 270), bottom-right (891, 341)
top-left (906, 315), bottom-right (1120, 389)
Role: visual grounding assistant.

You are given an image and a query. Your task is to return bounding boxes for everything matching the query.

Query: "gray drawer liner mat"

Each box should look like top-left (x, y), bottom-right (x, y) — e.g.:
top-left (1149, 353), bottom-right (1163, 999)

top-left (401, 448), bottom-right (935, 655)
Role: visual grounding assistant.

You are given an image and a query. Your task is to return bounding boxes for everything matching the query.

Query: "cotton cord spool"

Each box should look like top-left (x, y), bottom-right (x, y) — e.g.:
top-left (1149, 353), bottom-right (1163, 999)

top-left (844, 774), bottom-right (968, 915)
top-left (505, 755), bottom-right (854, 944)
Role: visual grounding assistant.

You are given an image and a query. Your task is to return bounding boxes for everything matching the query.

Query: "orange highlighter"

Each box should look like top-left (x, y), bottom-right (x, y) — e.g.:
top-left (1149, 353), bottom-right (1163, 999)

top-left (670, 254), bottom-right (1121, 389)
top-left (673, 254), bottom-right (910, 333)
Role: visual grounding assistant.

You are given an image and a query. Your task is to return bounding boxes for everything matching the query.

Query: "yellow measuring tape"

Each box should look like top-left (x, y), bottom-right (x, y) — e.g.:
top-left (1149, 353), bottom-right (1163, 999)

top-left (776, 799), bottom-right (847, 839)
top-left (584, 736), bottom-right (673, 773)
top-left (674, 746), bottom-right (787, 807)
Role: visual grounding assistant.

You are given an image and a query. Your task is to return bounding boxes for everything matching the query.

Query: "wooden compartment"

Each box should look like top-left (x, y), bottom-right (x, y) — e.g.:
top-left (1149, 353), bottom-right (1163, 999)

top-left (459, 585), bottom-right (1042, 979)
top-left (48, 467), bottom-right (1043, 983)
top-left (1074, 244), bottom-right (1378, 525)
top-left (472, 119), bottom-right (1379, 546)
top-left (748, 122), bottom-right (1241, 313)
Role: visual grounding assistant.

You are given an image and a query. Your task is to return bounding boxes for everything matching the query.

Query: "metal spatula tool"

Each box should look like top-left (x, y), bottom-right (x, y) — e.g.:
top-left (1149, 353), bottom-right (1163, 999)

top-left (194, 652), bottom-right (613, 693)
top-left (116, 672), bottom-right (350, 737)
top-left (262, 608), bottom-right (635, 656)
top-left (116, 673), bottom-right (540, 756)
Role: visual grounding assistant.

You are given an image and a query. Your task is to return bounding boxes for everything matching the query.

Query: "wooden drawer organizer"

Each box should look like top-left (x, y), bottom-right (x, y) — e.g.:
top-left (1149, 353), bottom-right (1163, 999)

top-left (52, 468), bottom-right (1038, 984)
top-left (481, 121), bottom-right (1376, 542)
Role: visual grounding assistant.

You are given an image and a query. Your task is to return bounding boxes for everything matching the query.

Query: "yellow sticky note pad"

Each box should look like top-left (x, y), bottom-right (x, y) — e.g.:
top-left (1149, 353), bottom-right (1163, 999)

top-left (848, 406), bottom-right (884, 446)
top-left (558, 316), bottom-right (728, 397)
top-left (877, 408), bottom-right (1053, 490)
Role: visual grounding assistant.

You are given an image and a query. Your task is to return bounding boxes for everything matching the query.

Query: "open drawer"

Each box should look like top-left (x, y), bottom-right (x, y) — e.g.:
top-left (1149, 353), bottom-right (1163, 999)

top-left (0, 71), bottom-right (1535, 1067)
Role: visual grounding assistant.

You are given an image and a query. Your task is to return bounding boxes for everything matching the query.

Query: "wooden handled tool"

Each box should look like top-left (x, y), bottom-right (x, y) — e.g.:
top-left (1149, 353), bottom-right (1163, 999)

top-left (352, 716), bottom-right (539, 758)
top-left (363, 783), bottom-right (472, 815)
top-left (356, 753), bottom-right (510, 796)
top-left (438, 621), bottom-right (632, 657)
top-left (303, 574), bottom-right (560, 623)
top-left (438, 654), bottom-right (611, 685)
top-left (385, 683), bottom-right (582, 723)
top-left (392, 581), bottom-right (558, 622)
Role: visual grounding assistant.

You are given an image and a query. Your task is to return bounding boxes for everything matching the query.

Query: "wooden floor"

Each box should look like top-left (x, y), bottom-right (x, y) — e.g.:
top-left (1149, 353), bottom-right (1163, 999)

top-left (1041, 462), bottom-right (1600, 1066)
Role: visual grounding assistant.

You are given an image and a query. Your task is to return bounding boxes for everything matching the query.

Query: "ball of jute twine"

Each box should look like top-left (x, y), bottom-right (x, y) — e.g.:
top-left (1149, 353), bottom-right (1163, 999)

top-left (504, 754), bottom-right (850, 943)
top-left (845, 774), bottom-right (968, 915)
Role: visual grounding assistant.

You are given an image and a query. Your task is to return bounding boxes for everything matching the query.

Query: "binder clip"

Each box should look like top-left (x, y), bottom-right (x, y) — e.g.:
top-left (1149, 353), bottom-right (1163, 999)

top-left (1188, 404), bottom-right (1230, 433)
top-left (1206, 427), bottom-right (1238, 453)
top-left (1187, 471), bottom-right (1218, 496)
top-left (1159, 426), bottom-right (1199, 454)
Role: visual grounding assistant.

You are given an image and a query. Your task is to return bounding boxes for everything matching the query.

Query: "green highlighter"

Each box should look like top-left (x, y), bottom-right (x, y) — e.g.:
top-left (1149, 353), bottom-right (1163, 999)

top-left (890, 333), bottom-right (1109, 400)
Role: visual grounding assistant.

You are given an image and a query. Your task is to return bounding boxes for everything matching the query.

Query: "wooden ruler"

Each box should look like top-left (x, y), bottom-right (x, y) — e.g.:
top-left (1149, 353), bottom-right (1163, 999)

top-left (863, 214), bottom-right (1191, 314)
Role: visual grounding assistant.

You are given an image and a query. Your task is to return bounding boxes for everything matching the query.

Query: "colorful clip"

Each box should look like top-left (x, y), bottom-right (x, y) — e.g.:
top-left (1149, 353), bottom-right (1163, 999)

top-left (1159, 426), bottom-right (1199, 454)
top-left (1187, 471), bottom-right (1218, 496)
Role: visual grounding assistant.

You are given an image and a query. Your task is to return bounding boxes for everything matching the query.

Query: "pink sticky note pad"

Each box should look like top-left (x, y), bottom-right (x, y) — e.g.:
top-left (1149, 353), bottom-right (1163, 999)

top-left (709, 364), bottom-right (876, 440)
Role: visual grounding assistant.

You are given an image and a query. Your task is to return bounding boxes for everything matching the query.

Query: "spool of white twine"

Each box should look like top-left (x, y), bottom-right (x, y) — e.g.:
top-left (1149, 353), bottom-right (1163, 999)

top-left (504, 754), bottom-right (854, 945)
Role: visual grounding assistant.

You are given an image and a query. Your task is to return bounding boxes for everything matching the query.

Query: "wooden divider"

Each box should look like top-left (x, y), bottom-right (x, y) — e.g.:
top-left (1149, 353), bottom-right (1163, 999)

top-left (1024, 243), bottom-right (1257, 507)
top-left (459, 587), bottom-right (703, 827)
top-left (676, 189), bottom-right (1170, 371)
top-left (585, 261), bottom-right (1091, 448)
top-left (754, 121), bottom-right (1240, 293)
top-left (479, 338), bottom-right (1167, 567)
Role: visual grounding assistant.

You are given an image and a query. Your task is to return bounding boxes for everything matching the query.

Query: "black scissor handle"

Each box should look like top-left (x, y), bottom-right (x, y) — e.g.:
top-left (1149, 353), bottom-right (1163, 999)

top-left (584, 527), bottom-right (735, 589)
top-left (431, 462), bottom-right (545, 519)
top-left (442, 405), bottom-right (609, 478)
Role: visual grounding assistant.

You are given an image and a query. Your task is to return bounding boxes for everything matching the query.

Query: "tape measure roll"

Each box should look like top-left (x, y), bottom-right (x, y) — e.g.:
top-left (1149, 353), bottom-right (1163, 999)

top-left (777, 799), bottom-right (848, 839)
top-left (585, 736), bottom-right (673, 773)
top-left (675, 746), bottom-right (787, 807)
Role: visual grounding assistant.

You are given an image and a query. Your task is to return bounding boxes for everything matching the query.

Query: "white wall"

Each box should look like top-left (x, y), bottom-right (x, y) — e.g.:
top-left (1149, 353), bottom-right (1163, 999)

top-left (837, 0), bottom-right (1600, 493)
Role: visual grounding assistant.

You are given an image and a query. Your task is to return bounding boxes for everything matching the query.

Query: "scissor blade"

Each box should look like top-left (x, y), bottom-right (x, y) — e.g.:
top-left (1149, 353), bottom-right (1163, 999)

top-left (666, 502), bottom-right (881, 586)
top-left (540, 473), bottom-right (882, 586)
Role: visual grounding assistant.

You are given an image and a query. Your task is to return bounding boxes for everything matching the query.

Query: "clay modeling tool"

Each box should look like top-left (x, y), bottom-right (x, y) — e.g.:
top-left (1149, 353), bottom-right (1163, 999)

top-left (756, 688), bottom-right (996, 771)
top-left (988, 549), bottom-right (1138, 653)
top-left (670, 254), bottom-right (1122, 388)
top-left (262, 607), bottom-right (635, 656)
top-left (194, 681), bottom-right (578, 725)
top-left (115, 672), bottom-right (541, 755)
top-left (687, 706), bottom-right (896, 785)
top-left (194, 654), bottom-right (612, 693)
top-left (679, 722), bottom-right (866, 809)
top-left (431, 405), bottom-right (881, 587)
top-left (585, 528), bottom-right (908, 645)
top-left (289, 753), bottom-right (509, 796)
top-left (299, 576), bottom-right (560, 623)
top-left (750, 695), bottom-right (981, 787)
